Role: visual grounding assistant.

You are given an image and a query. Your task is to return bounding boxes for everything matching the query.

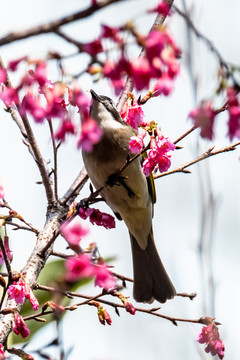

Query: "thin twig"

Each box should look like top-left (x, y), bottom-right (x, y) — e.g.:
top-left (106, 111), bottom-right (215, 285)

top-left (20, 114), bottom-right (55, 205)
top-left (34, 283), bottom-right (206, 326)
top-left (0, 234), bottom-right (12, 310)
top-left (0, 0), bottom-right (128, 47)
top-left (48, 119), bottom-right (58, 200)
top-left (174, 4), bottom-right (236, 80)
top-left (4, 221), bottom-right (37, 233)
top-left (154, 142), bottom-right (240, 179)
top-left (174, 126), bottom-right (196, 144)
top-left (0, 236), bottom-right (12, 284)
top-left (51, 250), bottom-right (72, 259)
top-left (2, 200), bottom-right (38, 234)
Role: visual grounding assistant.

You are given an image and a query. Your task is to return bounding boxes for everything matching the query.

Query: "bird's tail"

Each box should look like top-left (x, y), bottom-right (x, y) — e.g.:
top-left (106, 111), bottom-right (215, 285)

top-left (130, 229), bottom-right (176, 303)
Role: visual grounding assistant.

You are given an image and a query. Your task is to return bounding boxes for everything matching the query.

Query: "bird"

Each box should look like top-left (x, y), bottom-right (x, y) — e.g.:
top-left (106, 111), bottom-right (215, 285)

top-left (82, 89), bottom-right (176, 303)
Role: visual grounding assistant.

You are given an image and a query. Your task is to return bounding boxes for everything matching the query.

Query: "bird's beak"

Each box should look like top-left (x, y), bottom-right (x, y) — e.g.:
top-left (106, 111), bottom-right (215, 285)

top-left (90, 89), bottom-right (102, 102)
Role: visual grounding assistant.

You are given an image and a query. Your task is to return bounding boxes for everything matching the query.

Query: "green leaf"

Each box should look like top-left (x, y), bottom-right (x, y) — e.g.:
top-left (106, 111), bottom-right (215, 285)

top-left (10, 259), bottom-right (94, 345)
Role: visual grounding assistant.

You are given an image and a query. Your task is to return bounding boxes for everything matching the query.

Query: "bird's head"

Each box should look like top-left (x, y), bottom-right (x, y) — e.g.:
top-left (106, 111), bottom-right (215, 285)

top-left (90, 89), bottom-right (125, 127)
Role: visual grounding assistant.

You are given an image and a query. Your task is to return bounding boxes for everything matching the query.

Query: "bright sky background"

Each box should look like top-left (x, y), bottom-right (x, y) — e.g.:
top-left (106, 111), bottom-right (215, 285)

top-left (0, 1), bottom-right (240, 359)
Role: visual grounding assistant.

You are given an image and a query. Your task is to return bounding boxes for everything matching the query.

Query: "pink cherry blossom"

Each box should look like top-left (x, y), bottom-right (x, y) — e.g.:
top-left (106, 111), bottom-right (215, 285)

top-left (8, 56), bottom-right (27, 71)
top-left (157, 154), bottom-right (172, 172)
top-left (94, 263), bottom-right (116, 291)
top-left (0, 184), bottom-right (4, 206)
top-left (7, 279), bottom-right (26, 304)
top-left (24, 282), bottom-right (39, 311)
top-left (66, 254), bottom-right (95, 282)
top-left (60, 219), bottom-right (89, 246)
top-left (130, 57), bottom-right (152, 91)
top-left (78, 117), bottom-right (102, 151)
top-left (29, 61), bottom-right (48, 87)
top-left (148, 1), bottom-right (171, 16)
top-left (129, 130), bottom-right (147, 154)
top-left (82, 39), bottom-right (103, 57)
top-left (55, 118), bottom-right (75, 141)
top-left (142, 129), bottom-right (175, 176)
top-left (0, 69), bottom-right (6, 84)
top-left (121, 99), bottom-right (145, 130)
top-left (68, 86), bottom-right (90, 118)
top-left (101, 24), bottom-right (121, 43)
top-left (145, 30), bottom-right (166, 62)
top-left (142, 153), bottom-right (157, 177)
top-left (152, 73), bottom-right (174, 96)
top-left (189, 101), bottom-right (216, 140)
top-left (0, 236), bottom-right (12, 265)
top-left (12, 313), bottom-right (30, 339)
top-left (198, 322), bottom-right (225, 359)
top-left (156, 133), bottom-right (175, 153)
top-left (103, 57), bottom-right (130, 94)
top-left (0, 87), bottom-right (19, 106)
top-left (226, 87), bottom-right (240, 140)
top-left (20, 92), bottom-right (46, 122)
top-left (0, 344), bottom-right (5, 360)
top-left (78, 207), bottom-right (88, 220)
top-left (84, 208), bottom-right (115, 229)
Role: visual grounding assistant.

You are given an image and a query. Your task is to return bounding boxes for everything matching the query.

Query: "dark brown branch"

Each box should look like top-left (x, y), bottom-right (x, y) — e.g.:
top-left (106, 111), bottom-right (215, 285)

top-left (0, 0), bottom-right (128, 47)
top-left (20, 114), bottom-right (56, 205)
top-left (4, 221), bottom-right (36, 233)
top-left (2, 200), bottom-right (38, 234)
top-left (34, 283), bottom-right (206, 326)
top-left (154, 142), bottom-right (240, 179)
top-left (0, 58), bottom-right (55, 205)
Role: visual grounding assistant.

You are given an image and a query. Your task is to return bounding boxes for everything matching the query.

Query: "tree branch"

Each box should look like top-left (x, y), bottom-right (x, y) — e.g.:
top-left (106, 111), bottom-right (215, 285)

top-left (34, 283), bottom-right (208, 327)
top-left (154, 142), bottom-right (240, 179)
top-left (60, 167), bottom-right (88, 206)
top-left (0, 209), bottom-right (65, 344)
top-left (0, 0), bottom-right (128, 47)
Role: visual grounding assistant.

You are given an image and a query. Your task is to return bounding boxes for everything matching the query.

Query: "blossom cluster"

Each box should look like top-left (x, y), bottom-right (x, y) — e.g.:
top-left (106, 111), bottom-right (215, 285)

top-left (12, 312), bottom-right (30, 339)
top-left (79, 206), bottom-right (115, 229)
top-left (198, 322), bottom-right (225, 359)
top-left (88, 22), bottom-right (180, 96)
top-left (0, 59), bottom-right (102, 152)
top-left (65, 254), bottom-right (116, 291)
top-left (60, 212), bottom-right (116, 291)
top-left (6, 277), bottom-right (39, 339)
top-left (121, 94), bottom-right (175, 176)
top-left (189, 87), bottom-right (240, 141)
top-left (7, 277), bottom-right (39, 310)
top-left (0, 2), bottom-right (180, 155)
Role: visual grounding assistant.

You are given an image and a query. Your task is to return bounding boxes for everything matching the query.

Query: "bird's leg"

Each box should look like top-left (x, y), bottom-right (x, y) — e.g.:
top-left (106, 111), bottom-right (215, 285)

top-left (106, 172), bottom-right (135, 198)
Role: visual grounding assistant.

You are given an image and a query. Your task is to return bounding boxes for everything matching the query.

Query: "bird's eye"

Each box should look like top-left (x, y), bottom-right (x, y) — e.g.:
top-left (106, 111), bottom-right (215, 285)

top-left (106, 98), bottom-right (116, 108)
